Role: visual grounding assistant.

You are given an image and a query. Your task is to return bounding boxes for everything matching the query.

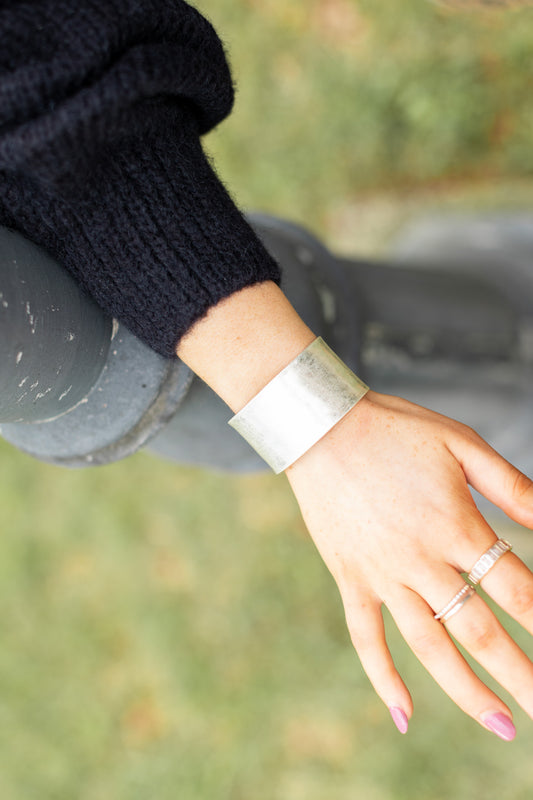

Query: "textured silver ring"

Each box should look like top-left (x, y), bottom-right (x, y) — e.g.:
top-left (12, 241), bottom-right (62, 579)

top-left (467, 539), bottom-right (513, 586)
top-left (434, 583), bottom-right (476, 622)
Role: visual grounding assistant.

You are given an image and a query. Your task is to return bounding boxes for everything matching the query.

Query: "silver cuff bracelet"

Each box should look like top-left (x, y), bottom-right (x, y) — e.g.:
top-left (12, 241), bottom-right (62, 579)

top-left (228, 337), bottom-right (369, 473)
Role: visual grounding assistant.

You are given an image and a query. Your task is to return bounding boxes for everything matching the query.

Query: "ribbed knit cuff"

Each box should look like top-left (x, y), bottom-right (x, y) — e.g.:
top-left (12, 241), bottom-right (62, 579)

top-left (0, 101), bottom-right (282, 358)
top-left (0, 0), bottom-right (281, 358)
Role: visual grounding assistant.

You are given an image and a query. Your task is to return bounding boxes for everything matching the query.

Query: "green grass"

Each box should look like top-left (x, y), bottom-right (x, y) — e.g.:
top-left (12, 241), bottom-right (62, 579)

top-left (3, 0), bottom-right (533, 797)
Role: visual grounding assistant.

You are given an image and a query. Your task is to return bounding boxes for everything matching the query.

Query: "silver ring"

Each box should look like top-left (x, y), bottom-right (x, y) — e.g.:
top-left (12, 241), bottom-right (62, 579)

top-left (467, 538), bottom-right (513, 586)
top-left (434, 583), bottom-right (476, 622)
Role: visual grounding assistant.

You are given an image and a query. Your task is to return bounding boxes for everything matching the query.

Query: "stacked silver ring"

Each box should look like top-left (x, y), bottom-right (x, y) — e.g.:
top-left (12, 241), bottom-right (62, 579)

top-left (433, 537), bottom-right (513, 623)
top-left (467, 538), bottom-right (513, 586)
top-left (434, 583), bottom-right (476, 622)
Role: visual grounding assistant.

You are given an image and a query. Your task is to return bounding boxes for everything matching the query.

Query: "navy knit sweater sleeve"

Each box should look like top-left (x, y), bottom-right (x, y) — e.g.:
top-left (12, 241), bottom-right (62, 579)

top-left (0, 0), bottom-right (281, 358)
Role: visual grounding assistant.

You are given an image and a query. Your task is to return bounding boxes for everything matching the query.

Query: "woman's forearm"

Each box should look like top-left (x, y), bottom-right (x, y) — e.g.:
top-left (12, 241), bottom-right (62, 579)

top-left (176, 281), bottom-right (316, 412)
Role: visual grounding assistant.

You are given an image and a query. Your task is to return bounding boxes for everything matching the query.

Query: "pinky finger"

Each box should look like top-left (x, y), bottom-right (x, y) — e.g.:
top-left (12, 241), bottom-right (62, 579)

top-left (341, 586), bottom-right (413, 733)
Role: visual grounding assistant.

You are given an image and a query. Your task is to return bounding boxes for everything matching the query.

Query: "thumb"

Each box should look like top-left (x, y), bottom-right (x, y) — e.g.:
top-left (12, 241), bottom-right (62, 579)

top-left (449, 424), bottom-right (533, 528)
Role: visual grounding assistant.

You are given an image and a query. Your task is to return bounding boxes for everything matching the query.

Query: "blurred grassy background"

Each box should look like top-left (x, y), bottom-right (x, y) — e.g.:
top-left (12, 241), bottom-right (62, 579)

top-left (2, 0), bottom-right (533, 797)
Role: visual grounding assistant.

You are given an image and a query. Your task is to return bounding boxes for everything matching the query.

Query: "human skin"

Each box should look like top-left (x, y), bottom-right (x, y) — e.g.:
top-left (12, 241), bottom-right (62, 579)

top-left (177, 280), bottom-right (533, 740)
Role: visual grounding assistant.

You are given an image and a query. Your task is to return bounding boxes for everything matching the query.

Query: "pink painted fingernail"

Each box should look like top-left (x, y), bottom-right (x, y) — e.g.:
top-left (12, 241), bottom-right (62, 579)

top-left (389, 706), bottom-right (409, 734)
top-left (482, 713), bottom-right (516, 741)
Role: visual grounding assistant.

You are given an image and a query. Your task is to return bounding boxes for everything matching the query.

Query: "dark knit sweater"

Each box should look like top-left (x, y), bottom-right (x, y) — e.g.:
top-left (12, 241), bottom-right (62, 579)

top-left (0, 0), bottom-right (281, 358)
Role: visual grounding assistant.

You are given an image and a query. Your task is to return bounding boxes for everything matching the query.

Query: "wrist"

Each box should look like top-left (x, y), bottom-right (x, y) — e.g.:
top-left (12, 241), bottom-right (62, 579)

top-left (229, 337), bottom-right (369, 473)
top-left (286, 391), bottom-right (377, 471)
top-left (176, 281), bottom-right (316, 412)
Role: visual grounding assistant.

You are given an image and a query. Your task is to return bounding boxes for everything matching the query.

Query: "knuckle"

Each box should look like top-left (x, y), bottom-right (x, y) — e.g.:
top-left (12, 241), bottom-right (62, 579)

top-left (446, 517), bottom-right (480, 551)
top-left (509, 468), bottom-right (533, 504)
top-left (407, 629), bottom-right (443, 659)
top-left (346, 623), bottom-right (375, 655)
top-left (507, 582), bottom-right (533, 617)
top-left (348, 631), bottom-right (370, 655)
top-left (460, 616), bottom-right (499, 652)
top-left (452, 421), bottom-right (481, 442)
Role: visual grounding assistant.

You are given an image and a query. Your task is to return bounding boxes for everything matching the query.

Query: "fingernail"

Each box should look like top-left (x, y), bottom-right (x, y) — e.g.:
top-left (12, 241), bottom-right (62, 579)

top-left (389, 706), bottom-right (409, 734)
top-left (482, 712), bottom-right (516, 741)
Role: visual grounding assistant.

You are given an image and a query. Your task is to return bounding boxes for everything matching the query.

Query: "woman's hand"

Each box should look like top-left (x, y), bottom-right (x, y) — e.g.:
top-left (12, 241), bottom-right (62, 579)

top-left (286, 390), bottom-right (533, 740)
top-left (177, 281), bottom-right (533, 740)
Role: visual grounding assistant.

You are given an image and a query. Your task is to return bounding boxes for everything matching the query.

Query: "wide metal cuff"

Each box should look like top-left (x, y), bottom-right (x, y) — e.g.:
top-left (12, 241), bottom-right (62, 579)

top-left (228, 337), bottom-right (369, 473)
